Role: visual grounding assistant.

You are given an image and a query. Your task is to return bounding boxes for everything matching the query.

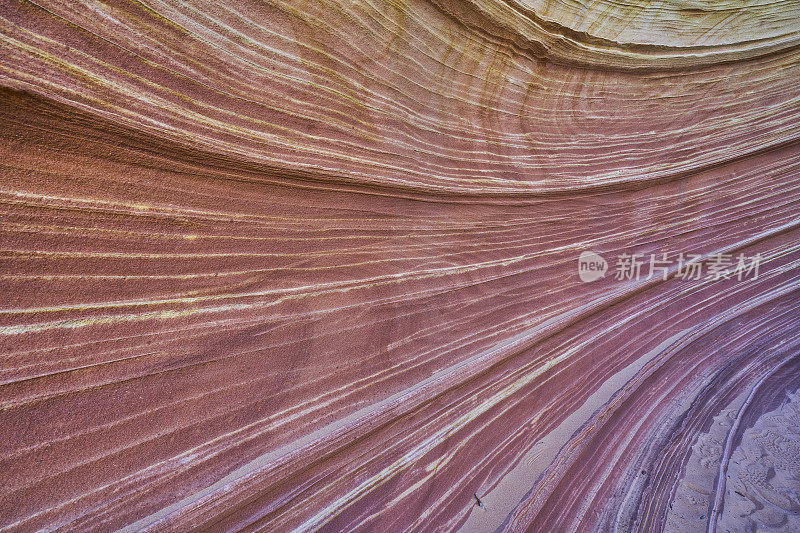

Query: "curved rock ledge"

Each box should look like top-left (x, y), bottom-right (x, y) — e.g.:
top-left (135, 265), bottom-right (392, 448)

top-left (0, 1), bottom-right (799, 531)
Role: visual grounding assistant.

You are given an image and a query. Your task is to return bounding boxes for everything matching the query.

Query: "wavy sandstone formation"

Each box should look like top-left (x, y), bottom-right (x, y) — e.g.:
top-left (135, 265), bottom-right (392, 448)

top-left (1, 0), bottom-right (799, 531)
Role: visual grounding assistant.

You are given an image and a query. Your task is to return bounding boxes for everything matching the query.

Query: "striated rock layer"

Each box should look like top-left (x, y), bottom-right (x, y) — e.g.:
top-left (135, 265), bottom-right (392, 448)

top-left (0, 0), bottom-right (799, 531)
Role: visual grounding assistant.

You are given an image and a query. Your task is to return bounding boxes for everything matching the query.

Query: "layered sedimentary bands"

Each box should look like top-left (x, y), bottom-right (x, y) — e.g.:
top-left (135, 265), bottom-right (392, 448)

top-left (1, 0), bottom-right (800, 531)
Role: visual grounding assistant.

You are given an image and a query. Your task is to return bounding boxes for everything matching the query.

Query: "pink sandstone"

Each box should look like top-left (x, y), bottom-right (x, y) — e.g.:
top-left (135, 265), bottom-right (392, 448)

top-left (0, 0), bottom-right (799, 531)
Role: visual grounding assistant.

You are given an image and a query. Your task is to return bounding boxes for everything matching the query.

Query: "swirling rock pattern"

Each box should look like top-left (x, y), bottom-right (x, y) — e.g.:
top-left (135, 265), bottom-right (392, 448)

top-left (0, 0), bottom-right (799, 531)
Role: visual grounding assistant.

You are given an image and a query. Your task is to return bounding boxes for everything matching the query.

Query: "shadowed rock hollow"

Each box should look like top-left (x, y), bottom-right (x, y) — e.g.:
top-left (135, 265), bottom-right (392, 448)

top-left (0, 0), bottom-right (799, 531)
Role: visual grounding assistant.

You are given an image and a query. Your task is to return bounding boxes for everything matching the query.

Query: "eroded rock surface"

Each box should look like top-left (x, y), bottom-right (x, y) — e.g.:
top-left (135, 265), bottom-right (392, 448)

top-left (0, 1), bottom-right (799, 531)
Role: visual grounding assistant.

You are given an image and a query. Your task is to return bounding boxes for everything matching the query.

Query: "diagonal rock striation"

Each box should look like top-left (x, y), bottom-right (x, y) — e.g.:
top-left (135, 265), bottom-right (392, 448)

top-left (0, 0), bottom-right (799, 531)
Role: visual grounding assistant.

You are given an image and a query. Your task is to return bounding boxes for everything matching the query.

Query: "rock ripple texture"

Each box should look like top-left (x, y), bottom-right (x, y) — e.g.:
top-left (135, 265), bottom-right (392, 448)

top-left (0, 0), bottom-right (799, 531)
